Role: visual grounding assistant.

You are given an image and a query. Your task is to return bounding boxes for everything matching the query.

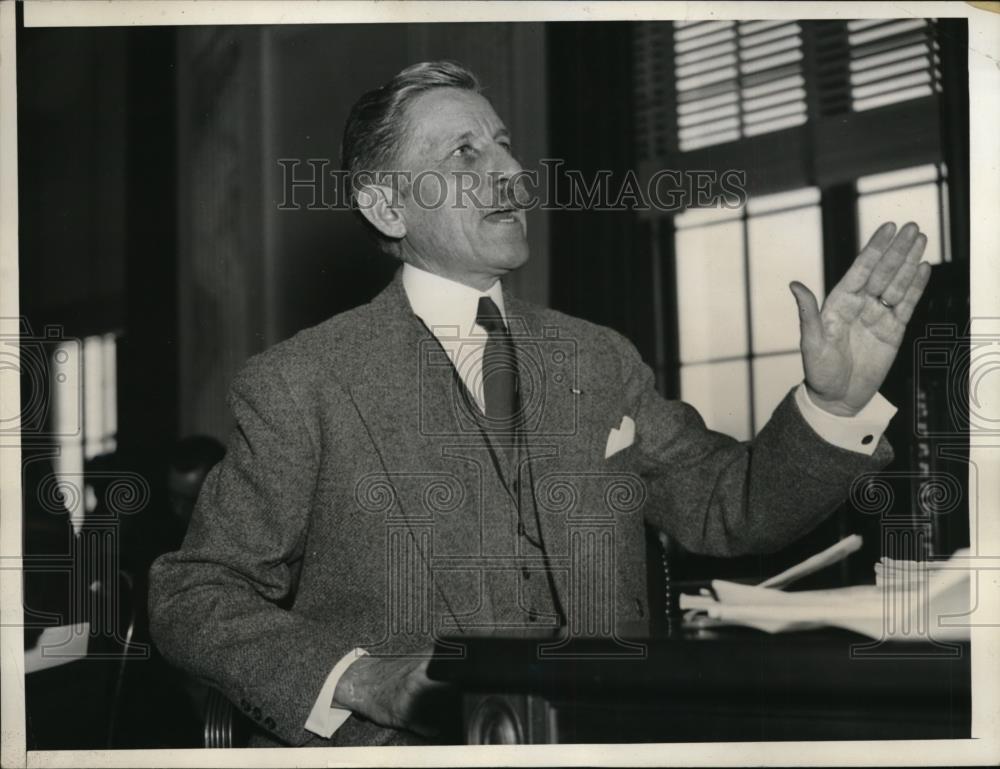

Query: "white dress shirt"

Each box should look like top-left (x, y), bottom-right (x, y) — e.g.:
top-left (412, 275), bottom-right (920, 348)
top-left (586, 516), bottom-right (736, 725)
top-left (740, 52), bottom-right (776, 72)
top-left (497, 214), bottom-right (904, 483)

top-left (304, 262), bottom-right (897, 737)
top-left (402, 261), bottom-right (508, 413)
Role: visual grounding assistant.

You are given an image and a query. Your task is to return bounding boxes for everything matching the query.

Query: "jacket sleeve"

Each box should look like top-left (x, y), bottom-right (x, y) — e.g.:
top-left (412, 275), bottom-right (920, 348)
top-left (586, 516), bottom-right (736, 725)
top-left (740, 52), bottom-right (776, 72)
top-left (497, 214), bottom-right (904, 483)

top-left (148, 357), bottom-right (348, 746)
top-left (609, 330), bottom-right (894, 557)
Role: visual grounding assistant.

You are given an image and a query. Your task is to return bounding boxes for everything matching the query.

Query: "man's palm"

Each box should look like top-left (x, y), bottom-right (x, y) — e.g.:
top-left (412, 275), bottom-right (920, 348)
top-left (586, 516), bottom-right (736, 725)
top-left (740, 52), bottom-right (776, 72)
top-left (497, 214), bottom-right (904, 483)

top-left (790, 222), bottom-right (931, 416)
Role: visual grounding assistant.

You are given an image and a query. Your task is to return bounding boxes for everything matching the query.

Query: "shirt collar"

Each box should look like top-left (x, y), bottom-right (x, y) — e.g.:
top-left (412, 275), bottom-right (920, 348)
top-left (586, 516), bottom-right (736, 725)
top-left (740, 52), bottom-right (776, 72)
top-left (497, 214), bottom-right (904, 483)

top-left (401, 262), bottom-right (507, 337)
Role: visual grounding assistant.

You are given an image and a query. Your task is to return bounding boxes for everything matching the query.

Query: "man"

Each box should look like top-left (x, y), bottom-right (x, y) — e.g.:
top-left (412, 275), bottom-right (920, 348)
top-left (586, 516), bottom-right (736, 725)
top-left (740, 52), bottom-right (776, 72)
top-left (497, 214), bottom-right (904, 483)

top-left (148, 61), bottom-right (931, 748)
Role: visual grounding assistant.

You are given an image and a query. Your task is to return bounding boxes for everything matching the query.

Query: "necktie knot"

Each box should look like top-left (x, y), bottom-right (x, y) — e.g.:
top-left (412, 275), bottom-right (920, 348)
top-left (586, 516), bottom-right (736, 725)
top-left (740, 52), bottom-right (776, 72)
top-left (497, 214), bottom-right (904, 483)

top-left (476, 296), bottom-right (506, 335)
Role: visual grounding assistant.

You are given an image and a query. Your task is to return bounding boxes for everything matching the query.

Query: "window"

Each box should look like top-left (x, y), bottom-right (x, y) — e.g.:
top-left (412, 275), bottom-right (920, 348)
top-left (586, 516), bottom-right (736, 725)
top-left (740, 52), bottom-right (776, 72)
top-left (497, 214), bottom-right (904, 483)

top-left (634, 18), bottom-right (955, 438)
top-left (51, 333), bottom-right (118, 532)
top-left (675, 188), bottom-right (823, 438)
top-left (857, 163), bottom-right (949, 264)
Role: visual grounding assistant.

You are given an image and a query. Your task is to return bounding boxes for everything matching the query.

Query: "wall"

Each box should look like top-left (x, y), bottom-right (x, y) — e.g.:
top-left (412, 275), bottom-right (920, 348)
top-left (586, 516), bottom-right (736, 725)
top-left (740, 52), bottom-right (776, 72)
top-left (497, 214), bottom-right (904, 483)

top-left (18, 27), bottom-right (127, 336)
top-left (177, 23), bottom-right (550, 440)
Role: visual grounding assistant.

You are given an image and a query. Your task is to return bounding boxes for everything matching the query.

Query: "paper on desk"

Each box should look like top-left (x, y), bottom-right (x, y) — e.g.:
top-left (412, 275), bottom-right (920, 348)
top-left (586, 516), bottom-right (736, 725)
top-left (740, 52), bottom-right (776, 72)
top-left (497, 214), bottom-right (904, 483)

top-left (24, 622), bottom-right (90, 674)
top-left (680, 550), bottom-right (970, 640)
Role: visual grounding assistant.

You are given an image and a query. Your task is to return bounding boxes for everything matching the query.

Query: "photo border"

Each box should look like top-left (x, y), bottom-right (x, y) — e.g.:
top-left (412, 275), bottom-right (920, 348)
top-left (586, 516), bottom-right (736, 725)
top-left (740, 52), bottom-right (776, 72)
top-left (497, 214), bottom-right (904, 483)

top-left (1, 2), bottom-right (997, 767)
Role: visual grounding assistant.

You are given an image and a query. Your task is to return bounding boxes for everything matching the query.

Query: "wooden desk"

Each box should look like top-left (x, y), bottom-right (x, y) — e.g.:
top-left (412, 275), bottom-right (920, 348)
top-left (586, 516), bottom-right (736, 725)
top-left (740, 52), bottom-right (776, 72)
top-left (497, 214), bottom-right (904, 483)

top-left (426, 628), bottom-right (970, 743)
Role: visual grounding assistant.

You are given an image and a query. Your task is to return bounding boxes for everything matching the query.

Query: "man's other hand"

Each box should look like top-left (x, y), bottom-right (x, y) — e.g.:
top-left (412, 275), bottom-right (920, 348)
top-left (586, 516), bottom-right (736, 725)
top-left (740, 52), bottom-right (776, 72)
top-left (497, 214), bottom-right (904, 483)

top-left (789, 221), bottom-right (931, 417)
top-left (332, 653), bottom-right (449, 737)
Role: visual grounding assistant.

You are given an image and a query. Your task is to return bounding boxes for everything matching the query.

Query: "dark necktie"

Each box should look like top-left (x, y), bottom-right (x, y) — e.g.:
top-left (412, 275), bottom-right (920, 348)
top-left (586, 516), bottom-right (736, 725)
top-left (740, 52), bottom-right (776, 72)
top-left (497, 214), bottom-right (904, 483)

top-left (476, 296), bottom-right (518, 430)
top-left (477, 297), bottom-right (563, 627)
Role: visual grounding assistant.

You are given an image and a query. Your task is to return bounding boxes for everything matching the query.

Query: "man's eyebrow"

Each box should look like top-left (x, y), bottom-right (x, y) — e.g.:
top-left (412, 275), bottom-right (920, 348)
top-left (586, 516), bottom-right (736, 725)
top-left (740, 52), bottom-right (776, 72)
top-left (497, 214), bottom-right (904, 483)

top-left (444, 130), bottom-right (476, 147)
top-left (443, 128), bottom-right (510, 145)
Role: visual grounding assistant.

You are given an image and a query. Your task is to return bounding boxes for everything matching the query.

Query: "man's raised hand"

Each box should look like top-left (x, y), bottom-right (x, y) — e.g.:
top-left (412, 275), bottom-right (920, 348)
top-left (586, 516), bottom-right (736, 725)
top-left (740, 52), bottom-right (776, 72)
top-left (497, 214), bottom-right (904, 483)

top-left (789, 221), bottom-right (932, 417)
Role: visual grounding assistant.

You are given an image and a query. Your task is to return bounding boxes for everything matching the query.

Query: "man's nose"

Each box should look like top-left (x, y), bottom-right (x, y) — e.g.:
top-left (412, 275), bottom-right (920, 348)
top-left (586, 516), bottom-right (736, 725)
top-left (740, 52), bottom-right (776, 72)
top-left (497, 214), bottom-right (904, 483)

top-left (483, 145), bottom-right (523, 204)
top-left (486, 142), bottom-right (522, 179)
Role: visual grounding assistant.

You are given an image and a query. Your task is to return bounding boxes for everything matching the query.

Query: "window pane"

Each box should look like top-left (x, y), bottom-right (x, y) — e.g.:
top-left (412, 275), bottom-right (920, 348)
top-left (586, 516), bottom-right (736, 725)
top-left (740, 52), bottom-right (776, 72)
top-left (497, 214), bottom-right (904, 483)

top-left (83, 335), bottom-right (103, 460)
top-left (681, 360), bottom-right (751, 440)
top-left (102, 333), bottom-right (118, 453)
top-left (674, 205), bottom-right (743, 229)
top-left (857, 164), bottom-right (937, 194)
top-left (746, 186), bottom-right (820, 215)
top-left (752, 353), bottom-right (804, 433)
top-left (857, 181), bottom-right (943, 264)
top-left (747, 200), bottom-right (823, 354)
top-left (52, 341), bottom-right (85, 534)
top-left (675, 220), bottom-right (747, 363)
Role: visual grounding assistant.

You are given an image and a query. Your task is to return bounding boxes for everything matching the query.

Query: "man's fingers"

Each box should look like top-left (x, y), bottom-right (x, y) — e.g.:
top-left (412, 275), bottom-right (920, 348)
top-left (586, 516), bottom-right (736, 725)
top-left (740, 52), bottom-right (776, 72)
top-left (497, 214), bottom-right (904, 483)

top-left (789, 281), bottom-right (822, 347)
top-left (891, 261), bottom-right (931, 324)
top-left (840, 221), bottom-right (897, 292)
top-left (411, 658), bottom-right (436, 687)
top-left (863, 221), bottom-right (920, 297)
top-left (878, 232), bottom-right (927, 307)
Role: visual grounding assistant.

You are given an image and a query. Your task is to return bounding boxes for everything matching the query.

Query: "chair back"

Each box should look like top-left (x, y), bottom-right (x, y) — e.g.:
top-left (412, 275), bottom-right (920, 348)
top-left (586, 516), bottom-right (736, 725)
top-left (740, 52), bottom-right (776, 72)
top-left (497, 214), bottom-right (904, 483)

top-left (203, 687), bottom-right (251, 748)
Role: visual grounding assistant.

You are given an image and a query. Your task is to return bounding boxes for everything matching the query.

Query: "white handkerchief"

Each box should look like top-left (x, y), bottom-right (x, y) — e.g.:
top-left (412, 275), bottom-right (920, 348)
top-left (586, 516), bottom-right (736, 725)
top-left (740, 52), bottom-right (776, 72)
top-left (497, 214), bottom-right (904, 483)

top-left (605, 415), bottom-right (635, 459)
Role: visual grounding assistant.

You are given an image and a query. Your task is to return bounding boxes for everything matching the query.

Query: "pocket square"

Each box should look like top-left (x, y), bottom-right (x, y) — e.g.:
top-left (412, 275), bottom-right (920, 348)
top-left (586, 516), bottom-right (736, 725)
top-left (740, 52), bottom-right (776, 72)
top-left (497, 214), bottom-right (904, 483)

top-left (605, 415), bottom-right (635, 459)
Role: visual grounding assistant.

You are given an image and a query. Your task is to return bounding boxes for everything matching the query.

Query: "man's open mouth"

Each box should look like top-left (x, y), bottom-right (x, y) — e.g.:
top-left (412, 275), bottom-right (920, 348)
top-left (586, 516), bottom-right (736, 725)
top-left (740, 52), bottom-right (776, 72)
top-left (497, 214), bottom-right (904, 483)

top-left (483, 208), bottom-right (519, 223)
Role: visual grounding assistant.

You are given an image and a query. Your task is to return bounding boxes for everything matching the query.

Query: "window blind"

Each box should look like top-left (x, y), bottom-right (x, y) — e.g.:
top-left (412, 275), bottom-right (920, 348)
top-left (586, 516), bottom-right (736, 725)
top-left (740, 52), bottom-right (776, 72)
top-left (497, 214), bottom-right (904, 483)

top-left (633, 18), bottom-right (947, 197)
top-left (846, 19), bottom-right (940, 111)
top-left (672, 20), bottom-right (807, 151)
top-left (634, 22), bottom-right (674, 162)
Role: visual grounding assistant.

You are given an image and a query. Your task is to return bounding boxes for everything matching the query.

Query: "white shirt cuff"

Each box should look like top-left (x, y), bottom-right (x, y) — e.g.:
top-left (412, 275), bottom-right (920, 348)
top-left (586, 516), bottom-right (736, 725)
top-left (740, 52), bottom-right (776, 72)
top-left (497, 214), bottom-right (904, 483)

top-left (794, 383), bottom-right (897, 456)
top-left (304, 647), bottom-right (368, 738)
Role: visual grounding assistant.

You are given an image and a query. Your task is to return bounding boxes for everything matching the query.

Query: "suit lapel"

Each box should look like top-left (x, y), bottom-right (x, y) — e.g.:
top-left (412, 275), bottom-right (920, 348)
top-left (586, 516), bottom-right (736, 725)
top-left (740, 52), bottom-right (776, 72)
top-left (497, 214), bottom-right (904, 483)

top-left (340, 272), bottom-right (484, 628)
top-left (346, 270), bottom-right (485, 437)
top-left (342, 272), bottom-right (588, 632)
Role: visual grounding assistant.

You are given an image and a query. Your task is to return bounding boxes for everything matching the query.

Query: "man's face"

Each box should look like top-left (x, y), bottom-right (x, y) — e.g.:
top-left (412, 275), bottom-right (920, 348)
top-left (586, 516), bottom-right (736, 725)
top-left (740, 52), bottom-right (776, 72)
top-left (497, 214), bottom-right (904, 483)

top-left (394, 88), bottom-right (529, 288)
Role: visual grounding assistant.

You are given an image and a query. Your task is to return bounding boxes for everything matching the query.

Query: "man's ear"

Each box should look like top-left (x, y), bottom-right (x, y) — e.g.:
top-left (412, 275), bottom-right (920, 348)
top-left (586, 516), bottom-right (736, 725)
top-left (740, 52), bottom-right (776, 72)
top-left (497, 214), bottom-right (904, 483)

top-left (355, 183), bottom-right (407, 241)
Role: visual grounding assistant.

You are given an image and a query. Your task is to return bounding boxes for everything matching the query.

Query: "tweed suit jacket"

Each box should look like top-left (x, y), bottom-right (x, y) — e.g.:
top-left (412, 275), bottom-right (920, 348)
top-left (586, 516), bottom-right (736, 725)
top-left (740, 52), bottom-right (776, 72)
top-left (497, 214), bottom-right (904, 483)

top-left (148, 268), bottom-right (892, 748)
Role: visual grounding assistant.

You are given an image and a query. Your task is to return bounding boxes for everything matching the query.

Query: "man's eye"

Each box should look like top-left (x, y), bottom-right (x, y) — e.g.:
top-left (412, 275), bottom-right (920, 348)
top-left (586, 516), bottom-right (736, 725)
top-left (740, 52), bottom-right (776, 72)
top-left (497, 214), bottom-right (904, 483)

top-left (499, 141), bottom-right (513, 154)
top-left (452, 144), bottom-right (474, 157)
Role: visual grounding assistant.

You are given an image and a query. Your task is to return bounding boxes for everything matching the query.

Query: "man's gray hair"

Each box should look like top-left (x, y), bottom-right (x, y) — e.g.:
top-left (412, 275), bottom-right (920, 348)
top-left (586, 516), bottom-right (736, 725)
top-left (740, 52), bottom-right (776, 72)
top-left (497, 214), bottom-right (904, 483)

top-left (341, 60), bottom-right (482, 255)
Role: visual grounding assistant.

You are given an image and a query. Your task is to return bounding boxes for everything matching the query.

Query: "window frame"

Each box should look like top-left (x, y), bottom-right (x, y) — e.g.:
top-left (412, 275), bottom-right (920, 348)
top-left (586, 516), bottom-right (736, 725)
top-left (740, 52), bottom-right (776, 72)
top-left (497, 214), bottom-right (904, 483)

top-left (636, 18), bottom-right (962, 414)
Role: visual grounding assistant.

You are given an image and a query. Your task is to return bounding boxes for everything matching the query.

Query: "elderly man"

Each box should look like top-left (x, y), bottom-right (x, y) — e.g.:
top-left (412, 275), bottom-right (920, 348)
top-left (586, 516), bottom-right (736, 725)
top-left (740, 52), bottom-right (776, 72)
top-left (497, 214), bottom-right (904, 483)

top-left (149, 61), bottom-right (931, 748)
